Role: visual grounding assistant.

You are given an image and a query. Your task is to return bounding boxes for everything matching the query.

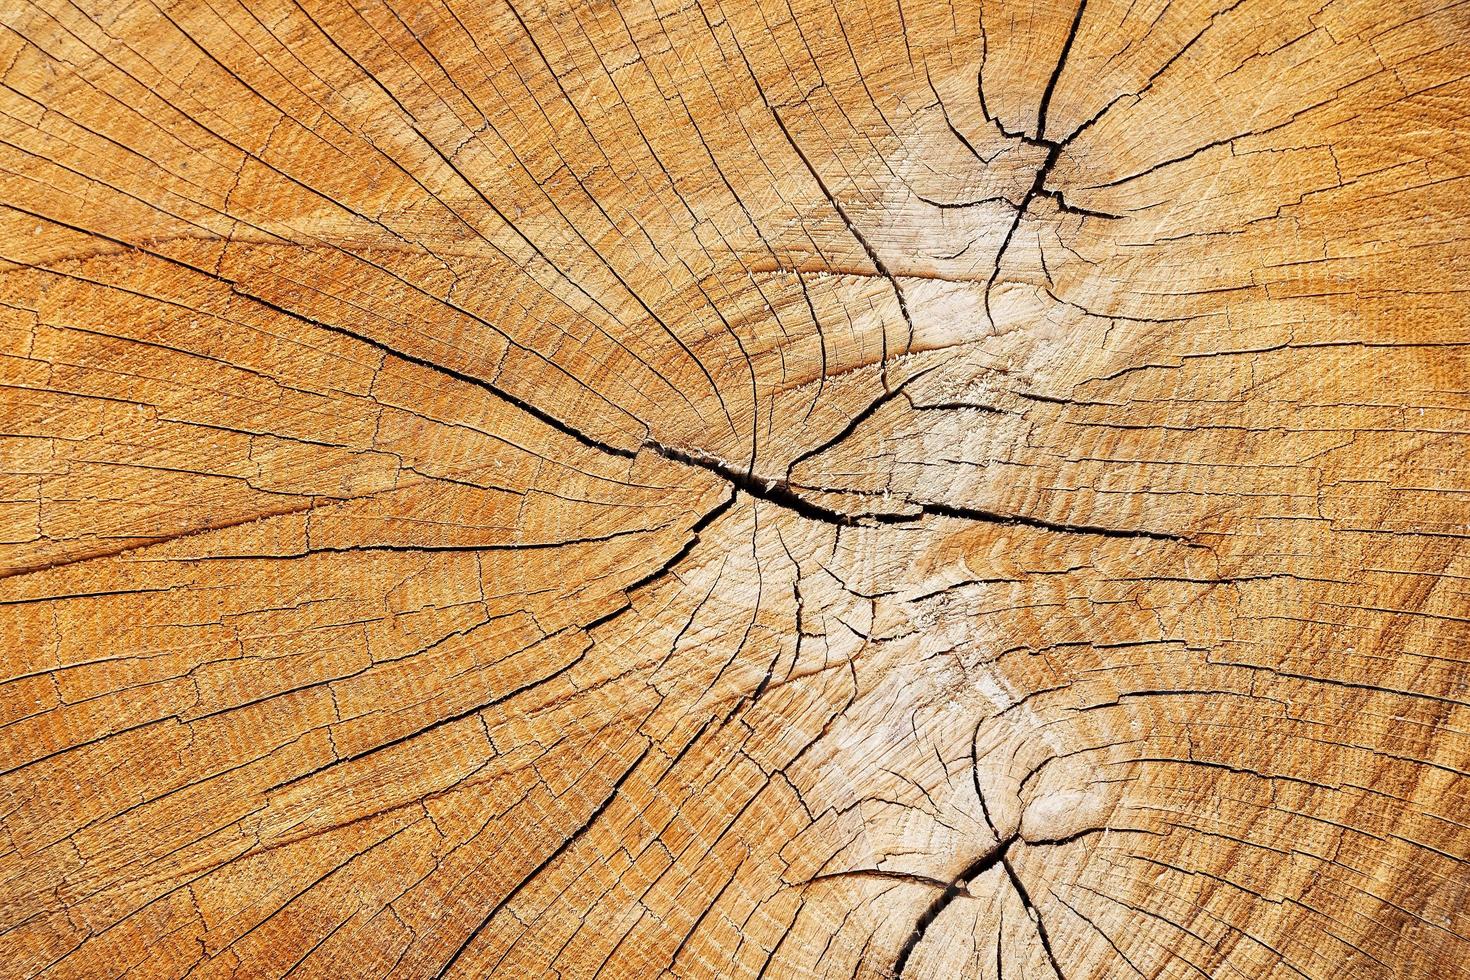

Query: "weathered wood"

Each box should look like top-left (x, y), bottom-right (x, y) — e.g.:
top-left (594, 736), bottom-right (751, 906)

top-left (1, 0), bottom-right (1468, 976)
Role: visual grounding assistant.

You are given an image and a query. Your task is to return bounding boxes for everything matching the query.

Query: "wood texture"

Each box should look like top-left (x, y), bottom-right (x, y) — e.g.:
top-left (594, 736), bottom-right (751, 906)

top-left (1, 0), bottom-right (1468, 976)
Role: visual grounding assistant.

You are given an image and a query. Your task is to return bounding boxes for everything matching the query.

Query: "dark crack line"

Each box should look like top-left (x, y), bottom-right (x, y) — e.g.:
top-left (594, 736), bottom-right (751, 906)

top-left (1036, 0), bottom-right (1090, 141)
top-left (1004, 856), bottom-right (1067, 980)
top-left (762, 104), bottom-right (916, 384)
top-left (918, 501), bottom-right (1186, 542)
top-left (979, 0), bottom-right (1111, 327)
top-left (648, 439), bottom-right (863, 525)
top-left (645, 441), bottom-right (1188, 542)
top-left (433, 742), bottom-right (654, 978)
top-left (892, 835), bottom-right (1018, 977)
top-left (784, 365), bottom-right (941, 478)
top-left (243, 291), bottom-right (640, 460)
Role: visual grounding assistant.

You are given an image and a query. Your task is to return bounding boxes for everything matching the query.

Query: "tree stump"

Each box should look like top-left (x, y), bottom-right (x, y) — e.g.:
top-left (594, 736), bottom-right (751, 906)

top-left (2, 0), bottom-right (1468, 976)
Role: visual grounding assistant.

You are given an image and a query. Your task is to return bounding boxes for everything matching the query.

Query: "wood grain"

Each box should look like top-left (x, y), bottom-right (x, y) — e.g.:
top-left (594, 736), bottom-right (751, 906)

top-left (1, 0), bottom-right (1468, 976)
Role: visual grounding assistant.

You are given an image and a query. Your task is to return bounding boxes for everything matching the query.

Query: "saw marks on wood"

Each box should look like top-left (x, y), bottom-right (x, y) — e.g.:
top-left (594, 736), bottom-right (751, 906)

top-left (1, 0), bottom-right (1468, 976)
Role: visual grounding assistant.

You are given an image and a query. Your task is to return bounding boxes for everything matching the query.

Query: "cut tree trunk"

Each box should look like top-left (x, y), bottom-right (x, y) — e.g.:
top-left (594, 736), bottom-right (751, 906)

top-left (1, 0), bottom-right (1468, 977)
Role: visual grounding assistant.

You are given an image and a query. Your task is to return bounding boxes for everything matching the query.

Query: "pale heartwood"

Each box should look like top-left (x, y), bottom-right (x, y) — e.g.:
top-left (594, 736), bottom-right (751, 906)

top-left (0, 0), bottom-right (1467, 977)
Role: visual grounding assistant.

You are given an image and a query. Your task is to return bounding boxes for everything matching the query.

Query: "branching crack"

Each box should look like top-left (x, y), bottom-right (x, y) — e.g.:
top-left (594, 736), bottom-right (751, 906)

top-left (891, 835), bottom-right (1017, 977)
top-left (644, 440), bottom-right (1187, 542)
top-left (1004, 856), bottom-right (1067, 980)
